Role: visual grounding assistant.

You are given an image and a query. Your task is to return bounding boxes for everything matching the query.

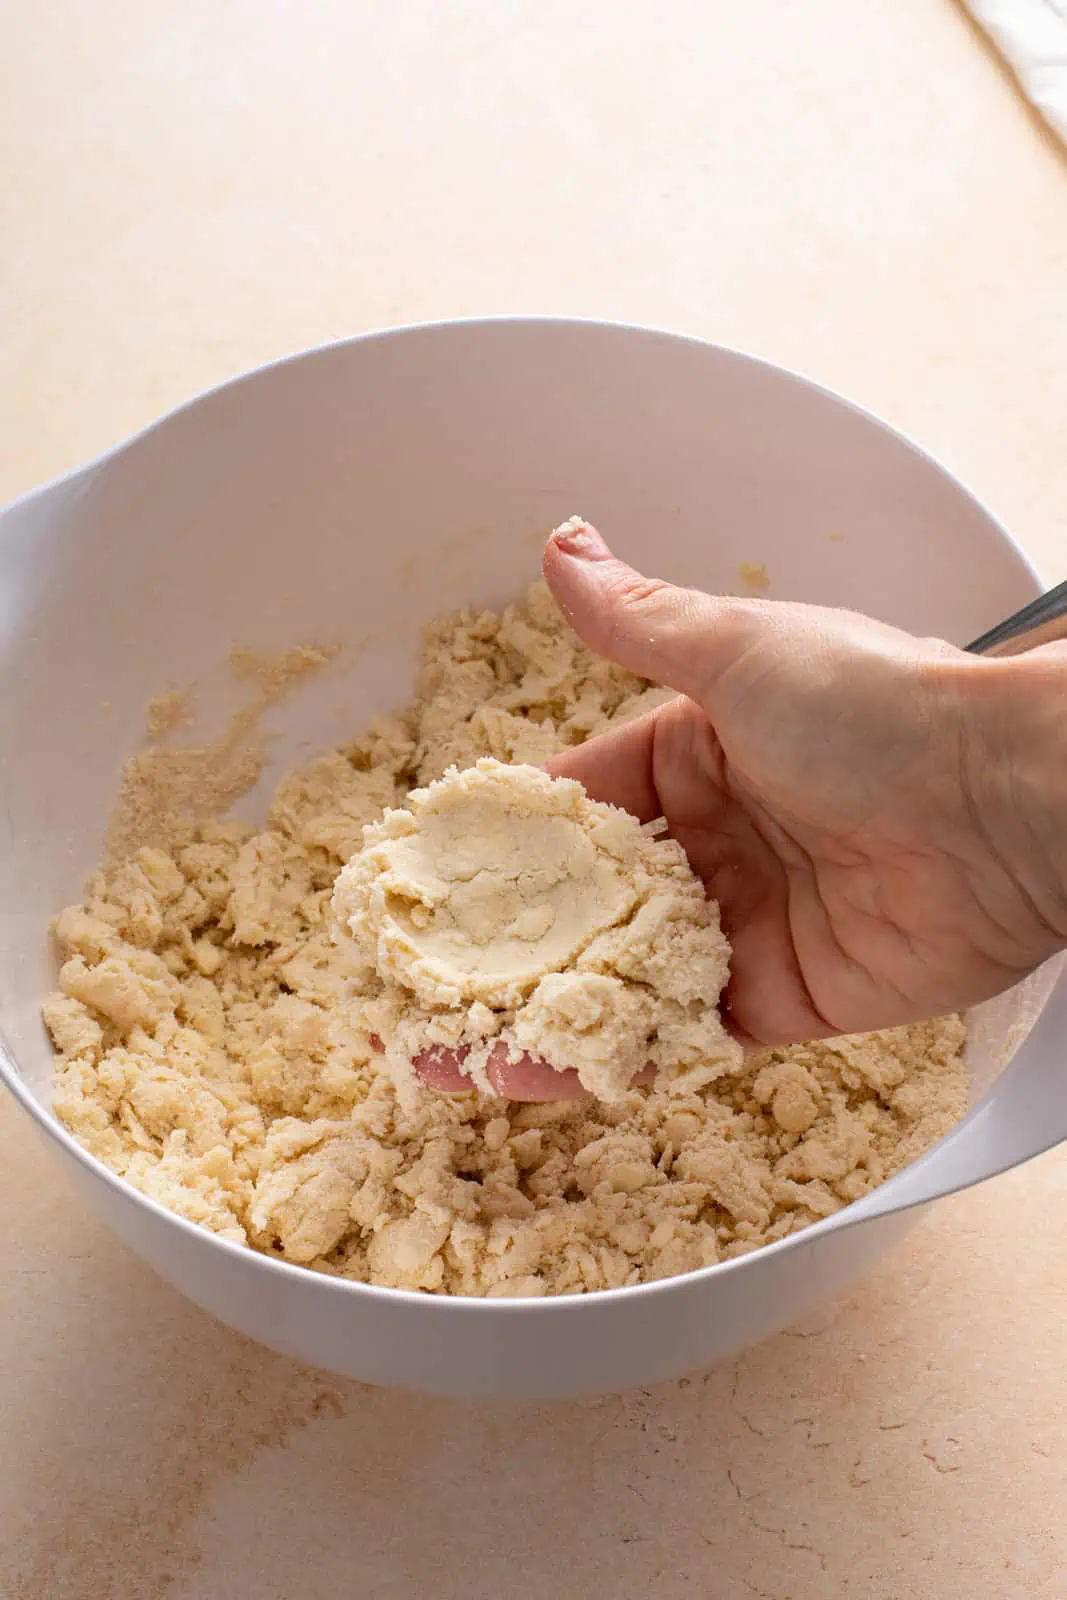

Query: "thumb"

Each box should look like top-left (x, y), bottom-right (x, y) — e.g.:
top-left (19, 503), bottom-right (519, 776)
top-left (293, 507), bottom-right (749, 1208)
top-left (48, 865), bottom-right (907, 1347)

top-left (543, 518), bottom-right (744, 702)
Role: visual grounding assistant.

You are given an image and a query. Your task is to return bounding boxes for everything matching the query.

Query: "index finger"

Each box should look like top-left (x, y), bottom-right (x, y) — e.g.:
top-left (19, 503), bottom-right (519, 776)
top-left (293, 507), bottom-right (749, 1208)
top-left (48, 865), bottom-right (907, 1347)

top-left (546, 711), bottom-right (662, 822)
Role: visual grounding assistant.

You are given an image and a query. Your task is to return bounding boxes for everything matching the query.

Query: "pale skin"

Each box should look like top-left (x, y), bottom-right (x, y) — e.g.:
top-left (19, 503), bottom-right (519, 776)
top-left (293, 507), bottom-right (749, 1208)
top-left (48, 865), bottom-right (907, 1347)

top-left (415, 520), bottom-right (1067, 1101)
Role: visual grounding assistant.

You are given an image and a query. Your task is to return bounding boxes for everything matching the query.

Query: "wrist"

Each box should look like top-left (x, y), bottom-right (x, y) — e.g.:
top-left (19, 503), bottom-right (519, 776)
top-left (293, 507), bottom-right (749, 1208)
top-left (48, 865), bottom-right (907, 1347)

top-left (948, 645), bottom-right (1067, 959)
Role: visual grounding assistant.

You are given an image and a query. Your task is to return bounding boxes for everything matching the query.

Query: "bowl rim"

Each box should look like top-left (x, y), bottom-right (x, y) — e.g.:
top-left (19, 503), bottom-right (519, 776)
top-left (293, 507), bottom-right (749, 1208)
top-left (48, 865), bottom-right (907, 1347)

top-left (0, 312), bottom-right (1045, 1316)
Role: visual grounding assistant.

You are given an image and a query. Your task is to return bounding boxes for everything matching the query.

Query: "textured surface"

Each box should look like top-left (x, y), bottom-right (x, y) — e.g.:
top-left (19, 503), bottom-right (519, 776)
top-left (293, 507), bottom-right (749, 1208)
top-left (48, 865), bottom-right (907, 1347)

top-left (42, 590), bottom-right (964, 1296)
top-left (334, 757), bottom-right (739, 1099)
top-left (2, 1), bottom-right (1067, 1595)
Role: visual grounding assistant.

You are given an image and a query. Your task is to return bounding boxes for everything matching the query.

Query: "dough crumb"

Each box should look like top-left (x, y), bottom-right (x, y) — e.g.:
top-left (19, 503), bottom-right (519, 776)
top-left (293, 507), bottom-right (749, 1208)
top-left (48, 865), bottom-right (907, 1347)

top-left (45, 570), bottom-right (968, 1297)
top-left (146, 690), bottom-right (193, 739)
top-left (333, 758), bottom-right (741, 1100)
top-left (738, 561), bottom-right (769, 593)
top-left (229, 642), bottom-right (340, 692)
top-left (106, 641), bottom-right (339, 865)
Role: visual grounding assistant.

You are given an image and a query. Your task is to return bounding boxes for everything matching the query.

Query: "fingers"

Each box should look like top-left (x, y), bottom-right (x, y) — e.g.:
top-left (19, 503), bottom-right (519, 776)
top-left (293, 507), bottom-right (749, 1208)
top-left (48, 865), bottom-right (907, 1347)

top-left (486, 1050), bottom-right (657, 1101)
top-left (487, 1047), bottom-right (587, 1102)
top-left (544, 518), bottom-right (744, 703)
top-left (412, 1042), bottom-right (657, 1102)
top-left (546, 713), bottom-right (661, 821)
top-left (415, 1044), bottom-right (477, 1093)
top-left (413, 1042), bottom-right (586, 1100)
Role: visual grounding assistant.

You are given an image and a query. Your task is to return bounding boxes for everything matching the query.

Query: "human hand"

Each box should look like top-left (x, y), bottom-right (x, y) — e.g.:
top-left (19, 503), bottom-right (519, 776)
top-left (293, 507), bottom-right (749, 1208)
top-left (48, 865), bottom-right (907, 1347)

top-left (418, 520), bottom-right (1067, 1098)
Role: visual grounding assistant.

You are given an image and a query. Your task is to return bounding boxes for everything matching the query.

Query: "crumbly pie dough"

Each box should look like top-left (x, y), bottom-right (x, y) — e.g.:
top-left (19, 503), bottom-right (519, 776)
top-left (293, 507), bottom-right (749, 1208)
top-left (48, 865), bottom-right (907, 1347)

top-left (332, 758), bottom-right (741, 1100)
top-left (44, 570), bottom-right (968, 1296)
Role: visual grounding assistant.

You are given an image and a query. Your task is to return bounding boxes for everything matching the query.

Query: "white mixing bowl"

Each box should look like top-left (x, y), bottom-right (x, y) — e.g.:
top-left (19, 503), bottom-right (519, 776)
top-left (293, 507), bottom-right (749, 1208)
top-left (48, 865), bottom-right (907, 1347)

top-left (0, 319), bottom-right (1060, 1399)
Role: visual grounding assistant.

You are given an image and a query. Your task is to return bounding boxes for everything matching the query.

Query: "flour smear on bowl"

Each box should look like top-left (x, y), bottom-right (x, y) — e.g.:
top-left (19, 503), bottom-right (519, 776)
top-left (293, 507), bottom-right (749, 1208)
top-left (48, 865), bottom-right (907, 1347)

top-left (42, 576), bottom-right (967, 1296)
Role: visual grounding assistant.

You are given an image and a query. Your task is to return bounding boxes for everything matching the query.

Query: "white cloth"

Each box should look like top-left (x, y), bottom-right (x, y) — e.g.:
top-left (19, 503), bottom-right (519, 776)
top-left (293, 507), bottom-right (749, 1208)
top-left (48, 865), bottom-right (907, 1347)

top-left (962, 0), bottom-right (1067, 144)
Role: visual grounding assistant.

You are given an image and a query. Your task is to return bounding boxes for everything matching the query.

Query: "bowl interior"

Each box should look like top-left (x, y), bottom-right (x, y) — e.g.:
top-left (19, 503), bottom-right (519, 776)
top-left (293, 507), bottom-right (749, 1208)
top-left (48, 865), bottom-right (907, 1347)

top-left (0, 319), bottom-right (1048, 1117)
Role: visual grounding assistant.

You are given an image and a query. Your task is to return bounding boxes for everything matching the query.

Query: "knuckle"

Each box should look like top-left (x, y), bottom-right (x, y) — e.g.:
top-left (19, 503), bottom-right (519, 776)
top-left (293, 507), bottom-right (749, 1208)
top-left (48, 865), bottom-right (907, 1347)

top-left (607, 572), bottom-right (675, 615)
top-left (601, 573), bottom-right (678, 656)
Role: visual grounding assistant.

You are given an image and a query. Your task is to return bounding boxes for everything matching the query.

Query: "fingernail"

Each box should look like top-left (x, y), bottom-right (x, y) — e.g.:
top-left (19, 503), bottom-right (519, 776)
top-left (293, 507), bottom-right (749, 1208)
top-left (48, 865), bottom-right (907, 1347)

top-left (550, 517), bottom-right (610, 560)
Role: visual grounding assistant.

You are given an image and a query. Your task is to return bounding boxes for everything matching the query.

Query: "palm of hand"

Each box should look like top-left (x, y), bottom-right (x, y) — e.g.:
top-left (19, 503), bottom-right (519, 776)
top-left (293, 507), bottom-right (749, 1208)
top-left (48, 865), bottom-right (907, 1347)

top-left (584, 621), bottom-right (1044, 1045)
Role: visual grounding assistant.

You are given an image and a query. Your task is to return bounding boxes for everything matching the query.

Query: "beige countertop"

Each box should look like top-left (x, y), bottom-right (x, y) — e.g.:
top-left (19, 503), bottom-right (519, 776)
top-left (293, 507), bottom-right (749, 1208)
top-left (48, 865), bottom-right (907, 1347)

top-left (3, 3), bottom-right (1067, 1596)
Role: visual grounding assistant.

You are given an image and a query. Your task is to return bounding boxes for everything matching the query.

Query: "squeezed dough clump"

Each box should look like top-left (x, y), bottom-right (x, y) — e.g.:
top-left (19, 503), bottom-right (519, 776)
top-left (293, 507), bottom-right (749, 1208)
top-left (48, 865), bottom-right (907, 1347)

top-left (333, 758), bottom-right (741, 1099)
top-left (43, 573), bottom-right (968, 1296)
